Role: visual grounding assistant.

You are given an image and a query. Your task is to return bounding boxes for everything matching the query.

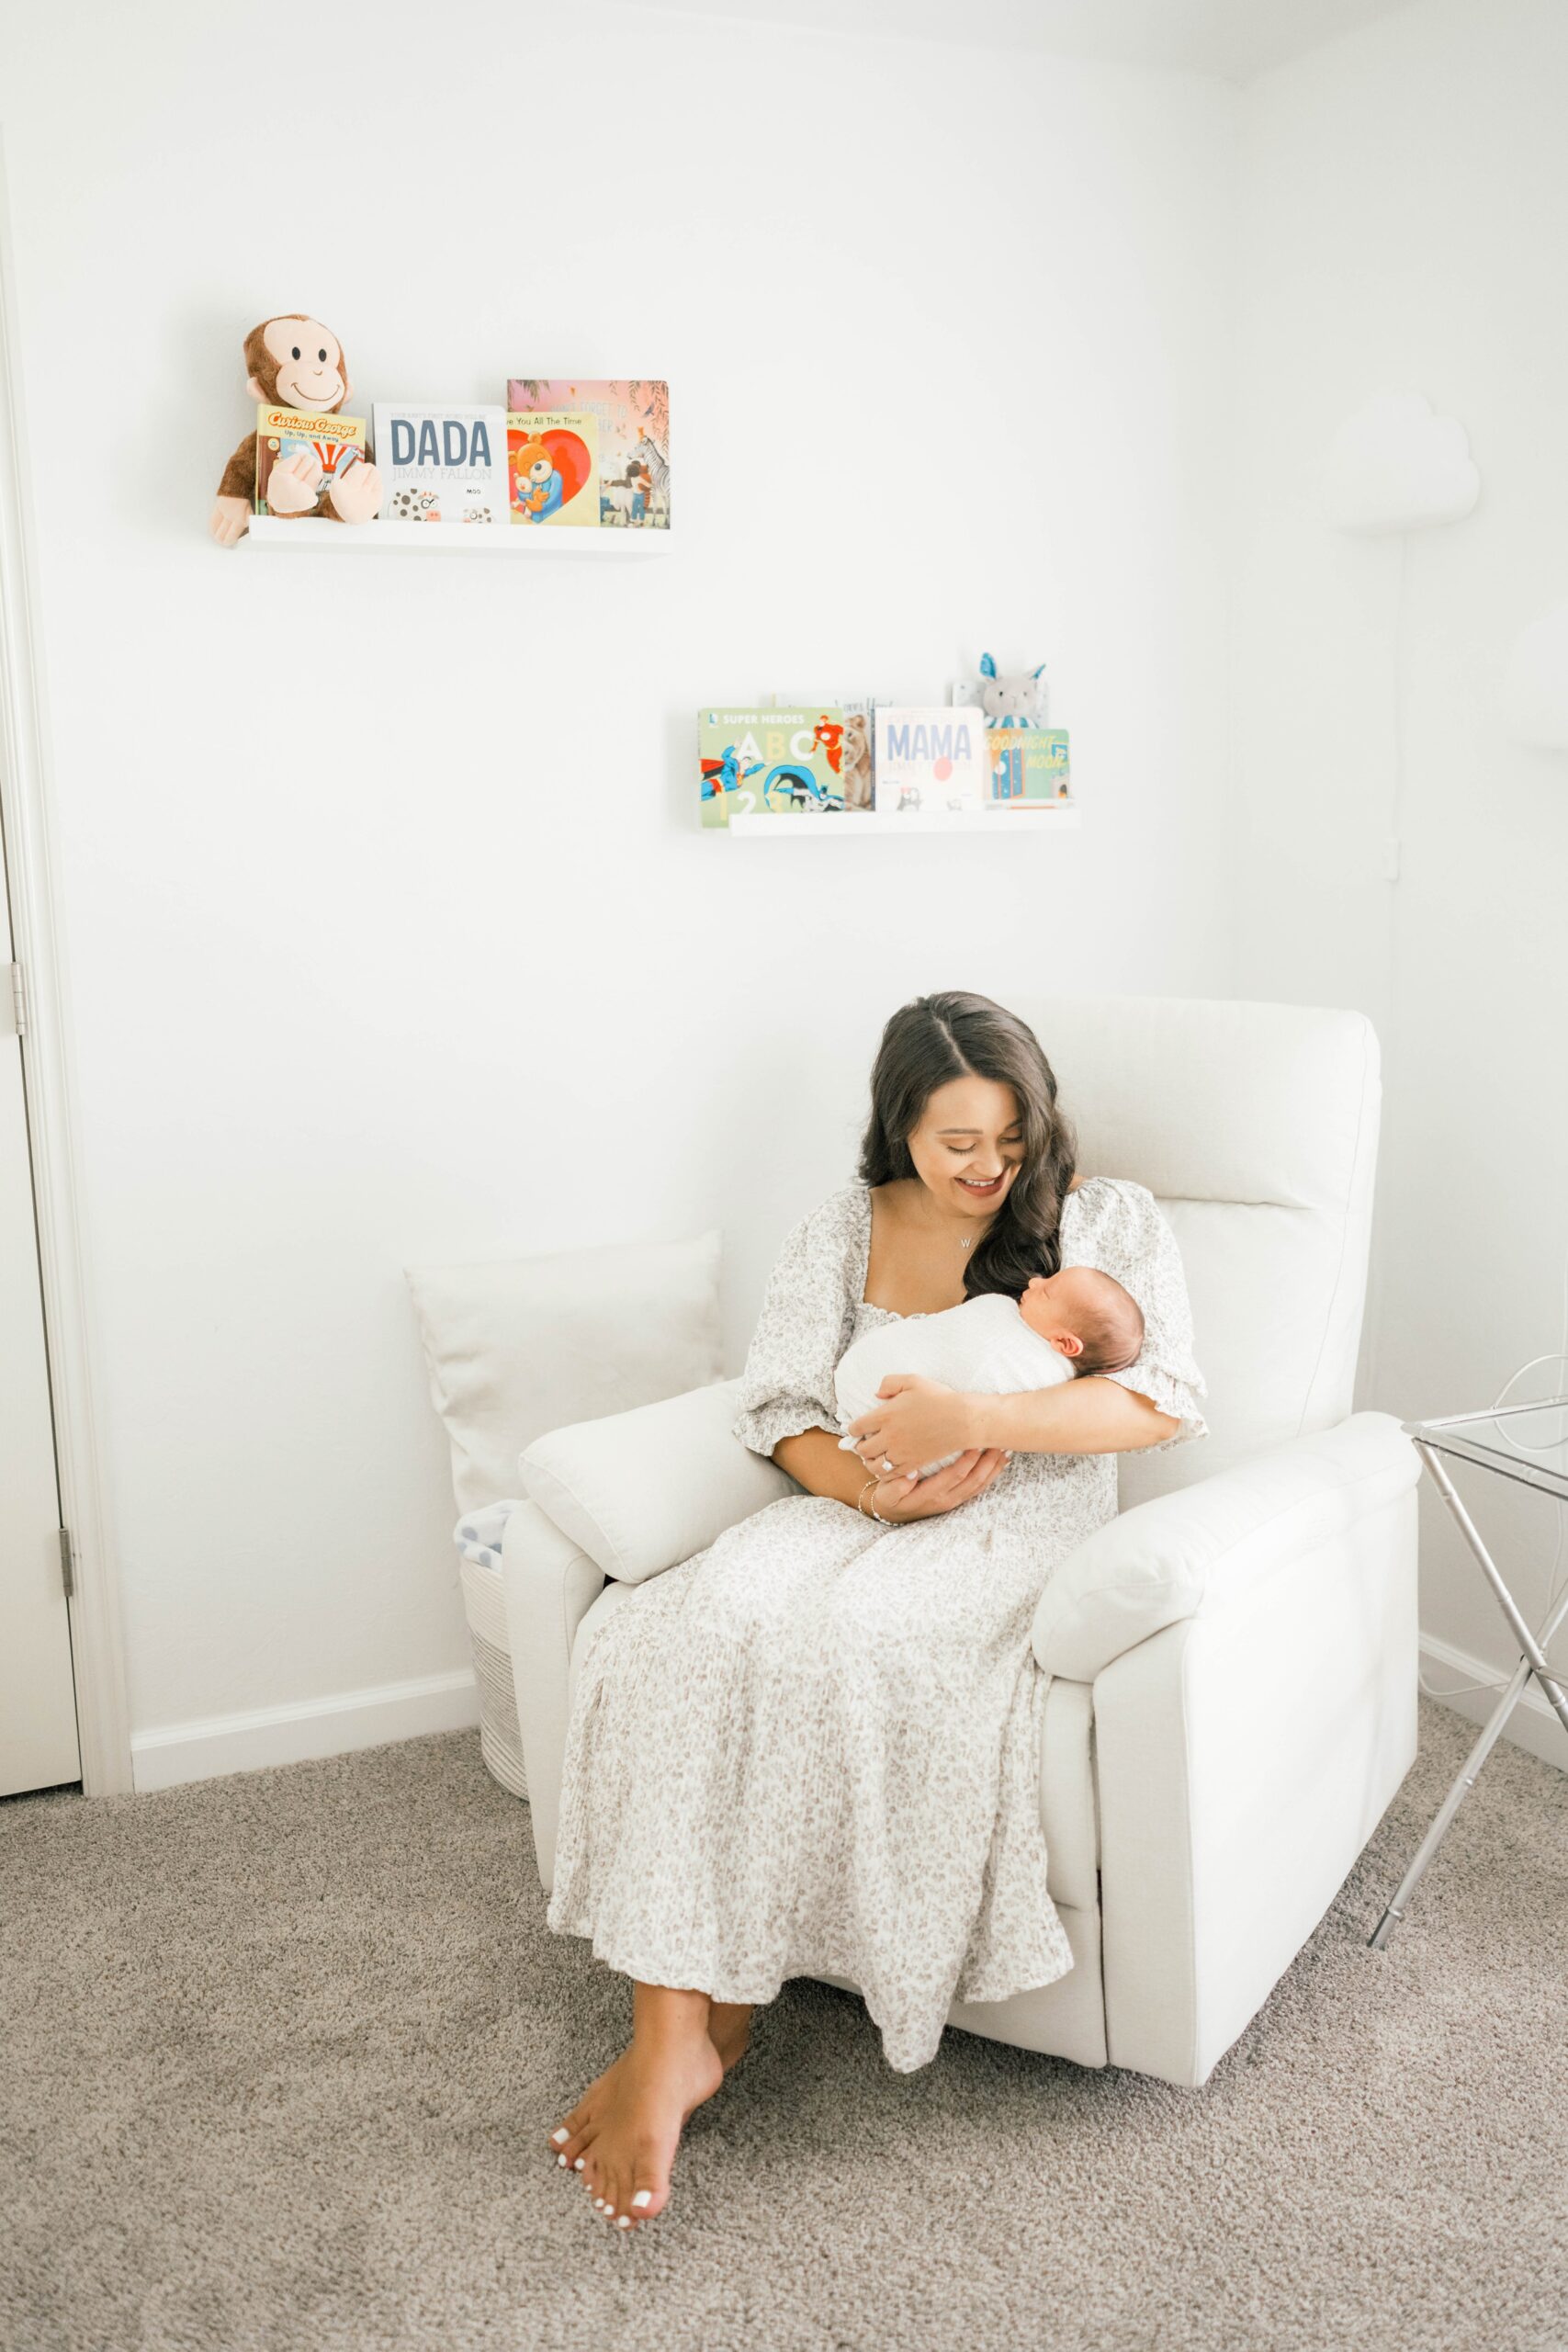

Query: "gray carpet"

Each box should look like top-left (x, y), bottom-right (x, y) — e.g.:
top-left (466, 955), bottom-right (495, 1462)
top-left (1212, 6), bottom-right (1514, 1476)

top-left (3, 1698), bottom-right (1565, 2352)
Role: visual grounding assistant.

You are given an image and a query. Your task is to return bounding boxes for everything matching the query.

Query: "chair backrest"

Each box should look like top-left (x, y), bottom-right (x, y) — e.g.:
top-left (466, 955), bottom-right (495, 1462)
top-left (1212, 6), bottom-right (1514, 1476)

top-left (1022, 996), bottom-right (1382, 1507)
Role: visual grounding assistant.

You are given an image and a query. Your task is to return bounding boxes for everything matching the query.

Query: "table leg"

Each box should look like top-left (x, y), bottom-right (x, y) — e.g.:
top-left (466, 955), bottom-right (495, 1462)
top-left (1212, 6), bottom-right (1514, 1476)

top-left (1368, 1441), bottom-right (1568, 1950)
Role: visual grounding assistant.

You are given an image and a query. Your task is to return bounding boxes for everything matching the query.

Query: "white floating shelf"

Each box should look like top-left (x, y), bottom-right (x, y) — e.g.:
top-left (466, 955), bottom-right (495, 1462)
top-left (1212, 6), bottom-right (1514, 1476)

top-left (244, 515), bottom-right (670, 556)
top-left (726, 808), bottom-right (1079, 840)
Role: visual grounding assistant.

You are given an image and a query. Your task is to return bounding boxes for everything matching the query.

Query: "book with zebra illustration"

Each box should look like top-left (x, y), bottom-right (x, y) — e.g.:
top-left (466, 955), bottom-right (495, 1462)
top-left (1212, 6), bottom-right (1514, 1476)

top-left (506, 379), bottom-right (669, 527)
top-left (699, 707), bottom-right (845, 828)
top-left (253, 405), bottom-right (368, 517)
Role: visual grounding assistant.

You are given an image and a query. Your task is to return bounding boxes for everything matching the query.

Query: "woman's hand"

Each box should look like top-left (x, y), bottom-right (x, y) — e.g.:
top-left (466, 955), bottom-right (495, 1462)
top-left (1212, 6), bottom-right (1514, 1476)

top-left (848, 1375), bottom-right (978, 1482)
top-left (866, 1449), bottom-right (1009, 1522)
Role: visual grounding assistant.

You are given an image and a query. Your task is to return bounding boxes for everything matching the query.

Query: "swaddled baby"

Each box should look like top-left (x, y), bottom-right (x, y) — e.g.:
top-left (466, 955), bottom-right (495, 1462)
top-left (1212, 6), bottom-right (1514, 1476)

top-left (836, 1266), bottom-right (1145, 1480)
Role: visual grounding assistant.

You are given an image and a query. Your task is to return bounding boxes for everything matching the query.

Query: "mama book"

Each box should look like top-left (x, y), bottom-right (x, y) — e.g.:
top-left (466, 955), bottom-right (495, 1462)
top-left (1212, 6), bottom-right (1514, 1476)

top-left (699, 708), bottom-right (846, 827)
top-left (371, 404), bottom-right (508, 526)
top-left (873, 707), bottom-right (987, 821)
top-left (254, 406), bottom-right (367, 517)
top-left (507, 379), bottom-right (669, 528)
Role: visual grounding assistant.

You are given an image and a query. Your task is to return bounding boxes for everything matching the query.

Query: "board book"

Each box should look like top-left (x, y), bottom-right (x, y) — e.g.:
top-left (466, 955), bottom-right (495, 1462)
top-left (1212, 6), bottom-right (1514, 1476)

top-left (371, 404), bottom-right (508, 526)
top-left (254, 406), bottom-right (367, 517)
top-left (507, 379), bottom-right (669, 528)
top-left (700, 707), bottom-right (846, 828)
top-left (986, 728), bottom-right (1072, 807)
top-left (873, 707), bottom-right (987, 821)
top-left (505, 411), bottom-right (600, 527)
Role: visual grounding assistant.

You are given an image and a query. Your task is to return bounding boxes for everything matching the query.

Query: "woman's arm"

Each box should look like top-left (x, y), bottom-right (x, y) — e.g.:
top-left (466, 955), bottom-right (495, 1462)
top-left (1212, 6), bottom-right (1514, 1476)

top-left (775, 1427), bottom-right (891, 1508)
top-left (775, 1424), bottom-right (1009, 1521)
top-left (848, 1372), bottom-right (1176, 1477)
top-left (969, 1376), bottom-right (1178, 1454)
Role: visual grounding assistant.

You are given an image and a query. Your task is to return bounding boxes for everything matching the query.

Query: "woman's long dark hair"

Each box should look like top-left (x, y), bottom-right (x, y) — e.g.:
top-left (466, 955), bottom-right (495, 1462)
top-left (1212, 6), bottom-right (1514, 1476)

top-left (858, 991), bottom-right (1077, 1300)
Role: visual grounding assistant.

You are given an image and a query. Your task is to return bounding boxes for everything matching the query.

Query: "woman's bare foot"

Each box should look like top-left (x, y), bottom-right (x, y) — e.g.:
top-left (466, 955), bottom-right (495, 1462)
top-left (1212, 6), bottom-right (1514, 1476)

top-left (707, 1999), bottom-right (752, 2072)
top-left (547, 1984), bottom-right (726, 2228)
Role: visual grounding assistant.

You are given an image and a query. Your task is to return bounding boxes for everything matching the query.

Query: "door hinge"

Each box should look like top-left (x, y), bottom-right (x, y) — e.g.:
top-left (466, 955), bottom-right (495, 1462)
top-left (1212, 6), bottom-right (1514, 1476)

top-left (58, 1527), bottom-right (74, 1598)
top-left (8, 961), bottom-right (26, 1037)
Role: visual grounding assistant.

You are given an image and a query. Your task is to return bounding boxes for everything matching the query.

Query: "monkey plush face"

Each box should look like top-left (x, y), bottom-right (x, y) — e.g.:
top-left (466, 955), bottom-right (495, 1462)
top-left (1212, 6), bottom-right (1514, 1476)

top-left (244, 315), bottom-right (349, 413)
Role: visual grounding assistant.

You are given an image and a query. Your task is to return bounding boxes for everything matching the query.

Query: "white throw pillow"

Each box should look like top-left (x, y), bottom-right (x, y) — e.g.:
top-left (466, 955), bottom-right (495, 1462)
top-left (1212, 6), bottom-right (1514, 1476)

top-left (405, 1230), bottom-right (723, 1514)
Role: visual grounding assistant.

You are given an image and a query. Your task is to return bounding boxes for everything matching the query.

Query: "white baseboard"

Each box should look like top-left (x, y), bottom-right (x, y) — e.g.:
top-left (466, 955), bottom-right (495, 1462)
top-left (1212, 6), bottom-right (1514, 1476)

top-left (1419, 1631), bottom-right (1566, 1775)
top-left (130, 1666), bottom-right (480, 1792)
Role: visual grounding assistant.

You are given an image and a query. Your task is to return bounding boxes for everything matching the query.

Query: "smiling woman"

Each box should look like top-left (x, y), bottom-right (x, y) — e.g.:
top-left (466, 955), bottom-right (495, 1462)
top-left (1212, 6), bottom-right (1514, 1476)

top-left (539, 989), bottom-right (1209, 2233)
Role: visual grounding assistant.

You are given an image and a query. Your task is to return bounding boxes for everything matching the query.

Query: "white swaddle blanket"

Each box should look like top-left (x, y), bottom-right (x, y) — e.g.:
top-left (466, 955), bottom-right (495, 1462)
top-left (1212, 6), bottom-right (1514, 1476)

top-left (835, 1291), bottom-right (1074, 1479)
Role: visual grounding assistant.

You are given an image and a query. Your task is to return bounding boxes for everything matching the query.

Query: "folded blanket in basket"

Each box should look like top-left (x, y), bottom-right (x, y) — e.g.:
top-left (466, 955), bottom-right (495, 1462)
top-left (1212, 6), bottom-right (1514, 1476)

top-left (454, 1499), bottom-right (523, 1574)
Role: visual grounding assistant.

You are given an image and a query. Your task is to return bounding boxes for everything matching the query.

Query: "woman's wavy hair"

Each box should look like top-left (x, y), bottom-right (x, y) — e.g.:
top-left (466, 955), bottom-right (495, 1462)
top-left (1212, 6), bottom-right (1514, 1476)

top-left (857, 991), bottom-right (1077, 1300)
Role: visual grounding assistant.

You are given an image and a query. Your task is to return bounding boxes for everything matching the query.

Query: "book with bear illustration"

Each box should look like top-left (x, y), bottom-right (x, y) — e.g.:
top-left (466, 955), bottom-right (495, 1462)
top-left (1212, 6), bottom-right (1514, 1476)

top-left (370, 404), bottom-right (508, 526)
top-left (504, 410), bottom-right (600, 527)
top-left (253, 406), bottom-right (368, 517)
top-left (506, 379), bottom-right (669, 528)
top-left (699, 708), bottom-right (846, 827)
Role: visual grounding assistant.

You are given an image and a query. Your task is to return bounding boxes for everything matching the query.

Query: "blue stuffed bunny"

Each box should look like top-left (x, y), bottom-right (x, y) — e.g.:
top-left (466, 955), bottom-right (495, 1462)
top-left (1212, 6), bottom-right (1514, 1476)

top-left (976, 651), bottom-right (1049, 729)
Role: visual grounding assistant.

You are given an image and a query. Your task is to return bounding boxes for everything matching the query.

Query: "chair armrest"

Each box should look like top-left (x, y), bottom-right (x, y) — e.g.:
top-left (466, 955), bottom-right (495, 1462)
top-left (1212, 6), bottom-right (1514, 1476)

top-left (520, 1375), bottom-right (795, 1585)
top-left (1032, 1411), bottom-right (1420, 1681)
top-left (501, 1499), bottom-right (605, 1892)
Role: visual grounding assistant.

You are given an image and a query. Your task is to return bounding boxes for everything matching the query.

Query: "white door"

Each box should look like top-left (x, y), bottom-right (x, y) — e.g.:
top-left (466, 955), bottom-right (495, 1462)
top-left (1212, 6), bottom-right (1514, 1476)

top-left (0, 843), bottom-right (78, 1794)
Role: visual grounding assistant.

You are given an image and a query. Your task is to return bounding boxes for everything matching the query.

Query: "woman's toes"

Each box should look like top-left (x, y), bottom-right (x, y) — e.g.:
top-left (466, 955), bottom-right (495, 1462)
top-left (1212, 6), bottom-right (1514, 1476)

top-left (626, 2178), bottom-right (665, 2226)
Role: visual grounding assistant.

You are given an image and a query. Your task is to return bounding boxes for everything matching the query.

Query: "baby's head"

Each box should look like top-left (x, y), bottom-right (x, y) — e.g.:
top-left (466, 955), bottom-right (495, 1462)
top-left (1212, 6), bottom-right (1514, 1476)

top-left (1018, 1267), bottom-right (1144, 1375)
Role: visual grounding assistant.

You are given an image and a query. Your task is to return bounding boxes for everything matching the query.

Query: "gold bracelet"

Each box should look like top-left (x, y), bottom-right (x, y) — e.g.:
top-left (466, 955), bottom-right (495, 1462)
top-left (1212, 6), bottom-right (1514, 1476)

top-left (857, 1476), bottom-right (878, 1519)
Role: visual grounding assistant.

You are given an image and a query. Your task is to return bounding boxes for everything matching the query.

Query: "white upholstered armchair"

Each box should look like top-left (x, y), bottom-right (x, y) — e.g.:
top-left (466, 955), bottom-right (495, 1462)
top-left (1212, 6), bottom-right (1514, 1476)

top-left (502, 996), bottom-right (1420, 2088)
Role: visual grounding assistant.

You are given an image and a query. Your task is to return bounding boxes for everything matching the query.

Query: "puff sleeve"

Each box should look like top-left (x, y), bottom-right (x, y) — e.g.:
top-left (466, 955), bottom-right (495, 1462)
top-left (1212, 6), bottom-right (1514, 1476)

top-left (731, 1186), bottom-right (863, 1459)
top-left (1062, 1178), bottom-right (1209, 1451)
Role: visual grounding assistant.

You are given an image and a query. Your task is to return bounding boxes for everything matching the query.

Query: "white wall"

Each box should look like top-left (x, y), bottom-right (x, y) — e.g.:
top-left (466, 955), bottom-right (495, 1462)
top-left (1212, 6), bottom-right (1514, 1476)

top-left (0, 3), bottom-right (1238, 1758)
top-left (1232, 0), bottom-right (1568, 1706)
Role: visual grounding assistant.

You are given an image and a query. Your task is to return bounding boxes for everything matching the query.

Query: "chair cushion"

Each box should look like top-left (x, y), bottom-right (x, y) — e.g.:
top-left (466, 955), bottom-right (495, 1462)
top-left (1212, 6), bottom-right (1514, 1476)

top-left (405, 1229), bottom-right (722, 1514)
top-left (1018, 996), bottom-right (1382, 1502)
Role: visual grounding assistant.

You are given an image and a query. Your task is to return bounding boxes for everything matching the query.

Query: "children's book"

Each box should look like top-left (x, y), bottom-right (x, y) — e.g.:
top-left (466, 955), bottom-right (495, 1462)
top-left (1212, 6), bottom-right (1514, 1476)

top-left (873, 707), bottom-right (987, 821)
top-left (371, 404), bottom-right (508, 526)
top-left (776, 695), bottom-right (880, 809)
top-left (985, 728), bottom-right (1073, 808)
top-left (254, 406), bottom-right (367, 517)
top-left (507, 379), bottom-right (669, 528)
top-left (699, 707), bottom-right (846, 828)
top-left (505, 411), bottom-right (600, 527)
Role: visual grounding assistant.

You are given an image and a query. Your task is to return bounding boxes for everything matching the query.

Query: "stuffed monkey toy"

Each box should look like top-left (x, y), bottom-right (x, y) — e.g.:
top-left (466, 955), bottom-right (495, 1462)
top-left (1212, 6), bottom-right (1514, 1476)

top-left (209, 313), bottom-right (384, 545)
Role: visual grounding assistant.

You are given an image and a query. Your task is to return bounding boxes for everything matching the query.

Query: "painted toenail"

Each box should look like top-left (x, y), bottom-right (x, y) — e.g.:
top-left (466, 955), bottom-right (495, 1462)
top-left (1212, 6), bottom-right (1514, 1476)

top-left (632, 2189), bottom-right (651, 2208)
top-left (616, 2214), bottom-right (631, 2228)
top-left (573, 2157), bottom-right (584, 2170)
top-left (551, 2128), bottom-right (569, 2143)
top-left (557, 2154), bottom-right (568, 2166)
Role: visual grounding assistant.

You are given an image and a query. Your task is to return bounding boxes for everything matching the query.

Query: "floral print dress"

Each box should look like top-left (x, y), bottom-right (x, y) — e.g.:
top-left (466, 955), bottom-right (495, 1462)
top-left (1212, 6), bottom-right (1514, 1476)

top-left (545, 1178), bottom-right (1208, 2074)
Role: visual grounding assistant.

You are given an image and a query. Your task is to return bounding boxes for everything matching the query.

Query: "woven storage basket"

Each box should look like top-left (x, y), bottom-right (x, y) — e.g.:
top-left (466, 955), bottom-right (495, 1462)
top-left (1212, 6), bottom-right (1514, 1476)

top-left (458, 1548), bottom-right (527, 1800)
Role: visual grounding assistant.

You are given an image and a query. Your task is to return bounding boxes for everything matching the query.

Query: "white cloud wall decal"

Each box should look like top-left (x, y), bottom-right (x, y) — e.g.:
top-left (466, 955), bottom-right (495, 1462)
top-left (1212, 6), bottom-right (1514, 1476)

top-left (1502, 604), bottom-right (1568, 751)
top-left (1321, 391), bottom-right (1481, 534)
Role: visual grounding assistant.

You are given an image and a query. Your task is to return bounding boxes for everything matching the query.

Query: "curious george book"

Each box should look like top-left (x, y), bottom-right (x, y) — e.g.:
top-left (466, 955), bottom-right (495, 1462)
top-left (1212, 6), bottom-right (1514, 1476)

top-left (253, 405), bottom-right (368, 518)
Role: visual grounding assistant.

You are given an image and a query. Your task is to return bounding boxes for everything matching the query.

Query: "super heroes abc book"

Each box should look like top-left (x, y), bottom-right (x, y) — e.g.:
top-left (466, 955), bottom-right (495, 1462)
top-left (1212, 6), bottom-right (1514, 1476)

top-left (699, 708), bottom-right (846, 828)
top-left (371, 404), bottom-right (508, 526)
top-left (254, 406), bottom-right (367, 517)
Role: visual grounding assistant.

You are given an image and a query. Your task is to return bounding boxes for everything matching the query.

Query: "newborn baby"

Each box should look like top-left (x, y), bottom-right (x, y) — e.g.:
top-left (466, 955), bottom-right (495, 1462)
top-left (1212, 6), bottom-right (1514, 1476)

top-left (836, 1266), bottom-right (1145, 1481)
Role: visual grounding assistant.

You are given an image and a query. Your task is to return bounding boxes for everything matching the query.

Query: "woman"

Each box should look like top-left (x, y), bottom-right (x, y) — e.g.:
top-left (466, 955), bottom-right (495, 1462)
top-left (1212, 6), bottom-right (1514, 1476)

top-left (543, 992), bottom-right (1208, 2229)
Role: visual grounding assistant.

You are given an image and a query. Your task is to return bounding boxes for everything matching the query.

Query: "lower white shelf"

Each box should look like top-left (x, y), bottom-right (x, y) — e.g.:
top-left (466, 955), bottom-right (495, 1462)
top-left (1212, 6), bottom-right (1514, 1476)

top-left (725, 807), bottom-right (1079, 840)
top-left (243, 515), bottom-right (670, 556)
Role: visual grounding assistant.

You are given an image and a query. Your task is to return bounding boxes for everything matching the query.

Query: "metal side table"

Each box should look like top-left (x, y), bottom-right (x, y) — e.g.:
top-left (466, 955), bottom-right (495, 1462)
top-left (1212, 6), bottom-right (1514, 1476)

top-left (1370, 1397), bottom-right (1568, 1950)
